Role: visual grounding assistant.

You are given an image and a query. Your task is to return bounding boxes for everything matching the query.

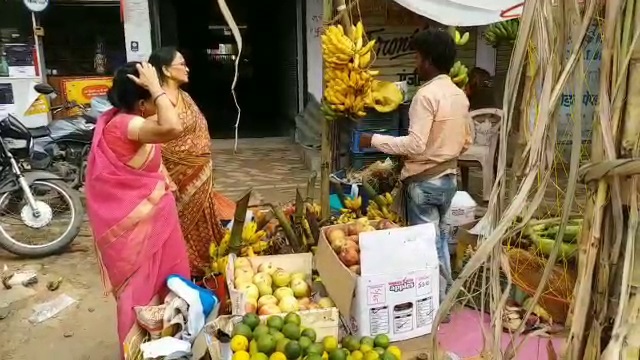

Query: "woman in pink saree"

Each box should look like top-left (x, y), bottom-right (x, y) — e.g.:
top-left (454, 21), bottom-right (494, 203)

top-left (85, 62), bottom-right (190, 358)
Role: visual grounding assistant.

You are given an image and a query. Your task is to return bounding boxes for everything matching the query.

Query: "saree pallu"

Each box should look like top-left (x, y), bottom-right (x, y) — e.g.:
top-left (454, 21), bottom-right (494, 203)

top-left (85, 109), bottom-right (190, 359)
top-left (162, 91), bottom-right (233, 277)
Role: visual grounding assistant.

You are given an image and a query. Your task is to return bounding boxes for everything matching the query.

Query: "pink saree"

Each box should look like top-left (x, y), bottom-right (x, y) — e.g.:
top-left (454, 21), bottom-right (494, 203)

top-left (85, 108), bottom-right (190, 358)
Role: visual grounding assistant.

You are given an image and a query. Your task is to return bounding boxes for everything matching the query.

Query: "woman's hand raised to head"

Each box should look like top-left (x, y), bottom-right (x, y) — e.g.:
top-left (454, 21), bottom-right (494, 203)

top-left (127, 62), bottom-right (163, 94)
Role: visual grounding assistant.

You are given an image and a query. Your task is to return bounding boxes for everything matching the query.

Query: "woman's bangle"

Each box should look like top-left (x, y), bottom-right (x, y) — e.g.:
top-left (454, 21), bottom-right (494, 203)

top-left (153, 92), bottom-right (167, 104)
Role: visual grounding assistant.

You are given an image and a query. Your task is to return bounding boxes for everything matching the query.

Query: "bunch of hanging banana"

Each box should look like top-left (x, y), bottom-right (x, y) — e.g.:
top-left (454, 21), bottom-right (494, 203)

top-left (483, 19), bottom-right (519, 47)
top-left (453, 29), bottom-right (470, 46)
top-left (344, 196), bottom-right (363, 212)
top-left (449, 61), bottom-right (469, 88)
top-left (322, 21), bottom-right (379, 118)
top-left (242, 221), bottom-right (267, 245)
top-left (338, 209), bottom-right (358, 224)
top-left (366, 193), bottom-right (399, 222)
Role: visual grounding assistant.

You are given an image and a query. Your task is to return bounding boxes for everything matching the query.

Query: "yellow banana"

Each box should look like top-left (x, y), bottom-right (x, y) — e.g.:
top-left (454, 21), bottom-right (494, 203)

top-left (209, 242), bottom-right (218, 258)
top-left (384, 193), bottom-right (394, 205)
top-left (455, 30), bottom-right (461, 44)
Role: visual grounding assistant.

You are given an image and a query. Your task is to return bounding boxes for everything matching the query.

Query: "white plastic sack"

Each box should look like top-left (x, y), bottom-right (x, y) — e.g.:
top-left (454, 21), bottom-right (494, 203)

top-left (392, 0), bottom-right (522, 26)
top-left (87, 96), bottom-right (113, 119)
top-left (445, 191), bottom-right (477, 226)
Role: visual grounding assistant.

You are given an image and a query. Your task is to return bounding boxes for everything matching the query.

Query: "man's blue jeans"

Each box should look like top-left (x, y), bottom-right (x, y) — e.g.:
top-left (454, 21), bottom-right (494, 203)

top-left (406, 173), bottom-right (457, 302)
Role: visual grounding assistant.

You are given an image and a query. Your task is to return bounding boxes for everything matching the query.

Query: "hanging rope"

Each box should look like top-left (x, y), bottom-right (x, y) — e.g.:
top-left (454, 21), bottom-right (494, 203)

top-left (216, 0), bottom-right (243, 153)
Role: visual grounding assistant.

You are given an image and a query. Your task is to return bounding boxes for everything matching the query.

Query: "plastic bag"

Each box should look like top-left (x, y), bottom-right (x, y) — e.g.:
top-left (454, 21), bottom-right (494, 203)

top-left (87, 96), bottom-right (113, 119)
top-left (28, 293), bottom-right (77, 323)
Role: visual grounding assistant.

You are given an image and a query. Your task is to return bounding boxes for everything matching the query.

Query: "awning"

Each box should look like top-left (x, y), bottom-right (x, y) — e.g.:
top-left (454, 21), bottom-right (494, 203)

top-left (392, 0), bottom-right (522, 26)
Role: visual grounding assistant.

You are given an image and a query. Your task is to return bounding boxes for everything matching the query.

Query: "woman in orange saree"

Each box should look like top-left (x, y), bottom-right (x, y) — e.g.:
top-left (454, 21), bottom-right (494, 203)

top-left (149, 47), bottom-right (235, 278)
top-left (85, 62), bottom-right (189, 358)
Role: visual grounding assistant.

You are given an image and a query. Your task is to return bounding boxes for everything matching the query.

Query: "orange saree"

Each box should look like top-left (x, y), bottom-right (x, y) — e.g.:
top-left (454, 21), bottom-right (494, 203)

top-left (162, 90), bottom-right (235, 277)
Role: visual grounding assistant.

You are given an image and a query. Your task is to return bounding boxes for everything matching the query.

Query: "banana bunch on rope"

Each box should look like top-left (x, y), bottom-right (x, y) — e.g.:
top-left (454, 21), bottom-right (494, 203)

top-left (366, 193), bottom-right (399, 223)
top-left (337, 196), bottom-right (363, 224)
top-left (322, 21), bottom-right (380, 119)
top-left (449, 61), bottom-right (469, 88)
top-left (483, 19), bottom-right (519, 47)
top-left (453, 29), bottom-right (470, 46)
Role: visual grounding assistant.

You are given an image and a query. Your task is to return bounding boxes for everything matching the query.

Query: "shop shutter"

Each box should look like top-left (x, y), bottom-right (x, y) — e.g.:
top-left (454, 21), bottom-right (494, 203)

top-left (277, 0), bottom-right (302, 125)
top-left (457, 26), bottom-right (478, 70)
top-left (494, 42), bottom-right (513, 98)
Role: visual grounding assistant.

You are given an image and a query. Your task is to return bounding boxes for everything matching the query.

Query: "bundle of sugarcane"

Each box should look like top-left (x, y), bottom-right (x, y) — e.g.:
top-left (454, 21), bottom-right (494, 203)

top-left (523, 219), bottom-right (582, 261)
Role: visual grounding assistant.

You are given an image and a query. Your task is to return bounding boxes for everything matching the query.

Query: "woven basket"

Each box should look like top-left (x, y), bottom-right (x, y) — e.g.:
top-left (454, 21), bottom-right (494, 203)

top-left (507, 248), bottom-right (575, 323)
top-left (456, 259), bottom-right (510, 313)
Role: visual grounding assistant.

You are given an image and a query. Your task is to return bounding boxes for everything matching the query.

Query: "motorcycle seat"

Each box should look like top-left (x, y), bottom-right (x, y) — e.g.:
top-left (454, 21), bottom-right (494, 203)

top-left (29, 126), bottom-right (51, 138)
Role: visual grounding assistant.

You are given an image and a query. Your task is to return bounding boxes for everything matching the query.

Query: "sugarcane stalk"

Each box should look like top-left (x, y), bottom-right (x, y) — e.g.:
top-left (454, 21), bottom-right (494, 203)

top-left (294, 189), bottom-right (308, 251)
top-left (305, 203), bottom-right (321, 244)
top-left (229, 190), bottom-right (252, 255)
top-left (271, 204), bottom-right (303, 253)
top-left (306, 171), bottom-right (317, 202)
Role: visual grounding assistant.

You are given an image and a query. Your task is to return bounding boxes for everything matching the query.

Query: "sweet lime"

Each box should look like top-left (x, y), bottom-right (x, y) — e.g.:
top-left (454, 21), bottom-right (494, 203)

top-left (306, 343), bottom-right (324, 355)
top-left (307, 354), bottom-right (324, 360)
top-left (234, 351), bottom-right (251, 360)
top-left (267, 316), bottom-right (285, 331)
top-left (359, 345), bottom-right (373, 354)
top-left (373, 335), bottom-right (389, 349)
top-left (271, 330), bottom-right (286, 342)
top-left (380, 352), bottom-right (396, 360)
top-left (282, 323), bottom-right (301, 340)
top-left (250, 340), bottom-right (259, 355)
top-left (300, 328), bottom-right (317, 342)
top-left (284, 340), bottom-right (303, 360)
top-left (251, 353), bottom-right (270, 360)
top-left (254, 325), bottom-right (271, 339)
top-left (351, 350), bottom-right (364, 360)
top-left (386, 346), bottom-right (401, 360)
top-left (284, 312), bottom-right (302, 326)
top-left (363, 351), bottom-right (379, 360)
top-left (342, 335), bottom-right (361, 352)
top-left (299, 336), bottom-right (313, 352)
top-left (257, 334), bottom-right (277, 355)
top-left (276, 338), bottom-right (291, 353)
top-left (243, 313), bottom-right (261, 330)
top-left (373, 348), bottom-right (385, 356)
top-left (233, 323), bottom-right (254, 341)
top-left (231, 335), bottom-right (250, 352)
top-left (270, 352), bottom-right (288, 360)
top-left (360, 337), bottom-right (374, 348)
top-left (328, 349), bottom-right (348, 360)
top-left (322, 336), bottom-right (339, 353)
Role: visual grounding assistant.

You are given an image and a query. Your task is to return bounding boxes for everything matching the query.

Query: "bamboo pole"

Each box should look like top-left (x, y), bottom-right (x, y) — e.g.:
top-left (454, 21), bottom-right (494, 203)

top-left (320, 0), bottom-right (352, 220)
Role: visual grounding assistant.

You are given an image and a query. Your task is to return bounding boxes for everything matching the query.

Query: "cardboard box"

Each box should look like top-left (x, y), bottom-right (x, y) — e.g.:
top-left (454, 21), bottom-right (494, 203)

top-left (225, 252), bottom-right (339, 335)
top-left (315, 223), bottom-right (440, 342)
top-left (444, 191), bottom-right (477, 226)
top-left (226, 252), bottom-right (313, 315)
top-left (202, 308), bottom-right (340, 360)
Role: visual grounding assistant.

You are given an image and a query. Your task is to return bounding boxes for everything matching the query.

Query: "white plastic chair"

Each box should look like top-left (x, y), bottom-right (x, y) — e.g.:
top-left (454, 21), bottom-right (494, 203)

top-left (459, 108), bottom-right (503, 202)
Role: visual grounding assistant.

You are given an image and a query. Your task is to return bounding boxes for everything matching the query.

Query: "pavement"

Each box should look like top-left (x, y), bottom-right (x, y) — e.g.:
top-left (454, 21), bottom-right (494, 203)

top-left (0, 138), bottom-right (313, 360)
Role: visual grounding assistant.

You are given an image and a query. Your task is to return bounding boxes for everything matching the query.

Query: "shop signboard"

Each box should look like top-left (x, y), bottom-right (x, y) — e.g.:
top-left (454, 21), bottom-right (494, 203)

top-left (557, 22), bottom-right (601, 142)
top-left (60, 77), bottom-right (112, 105)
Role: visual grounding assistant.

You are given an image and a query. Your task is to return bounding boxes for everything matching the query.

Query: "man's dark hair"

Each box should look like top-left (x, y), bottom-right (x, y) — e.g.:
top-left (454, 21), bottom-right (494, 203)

top-left (411, 29), bottom-right (457, 73)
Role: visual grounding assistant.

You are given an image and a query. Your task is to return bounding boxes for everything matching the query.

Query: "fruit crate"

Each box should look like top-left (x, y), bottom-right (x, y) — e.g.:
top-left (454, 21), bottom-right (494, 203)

top-left (352, 109), bottom-right (400, 131)
top-left (350, 152), bottom-right (398, 171)
top-left (350, 128), bottom-right (400, 154)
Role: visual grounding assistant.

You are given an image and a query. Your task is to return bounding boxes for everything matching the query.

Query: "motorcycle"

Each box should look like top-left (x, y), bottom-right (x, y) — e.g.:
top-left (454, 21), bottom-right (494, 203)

top-left (27, 83), bottom-right (108, 189)
top-left (0, 111), bottom-right (84, 257)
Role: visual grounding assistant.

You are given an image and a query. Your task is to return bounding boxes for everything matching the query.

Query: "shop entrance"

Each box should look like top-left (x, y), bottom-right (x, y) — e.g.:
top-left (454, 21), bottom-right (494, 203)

top-left (156, 0), bottom-right (304, 139)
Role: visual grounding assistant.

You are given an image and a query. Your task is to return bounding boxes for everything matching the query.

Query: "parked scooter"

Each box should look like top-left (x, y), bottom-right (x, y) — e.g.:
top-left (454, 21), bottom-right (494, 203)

top-left (28, 83), bottom-right (110, 189)
top-left (0, 110), bottom-right (83, 257)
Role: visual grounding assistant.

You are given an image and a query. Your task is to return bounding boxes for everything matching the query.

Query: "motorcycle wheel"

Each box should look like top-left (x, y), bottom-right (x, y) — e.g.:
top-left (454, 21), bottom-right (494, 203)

top-left (0, 180), bottom-right (83, 257)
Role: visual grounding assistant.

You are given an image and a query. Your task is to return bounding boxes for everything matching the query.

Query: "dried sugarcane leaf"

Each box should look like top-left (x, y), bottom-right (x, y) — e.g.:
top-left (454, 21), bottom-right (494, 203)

top-left (229, 189), bottom-right (252, 255)
top-left (306, 171), bottom-right (318, 202)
